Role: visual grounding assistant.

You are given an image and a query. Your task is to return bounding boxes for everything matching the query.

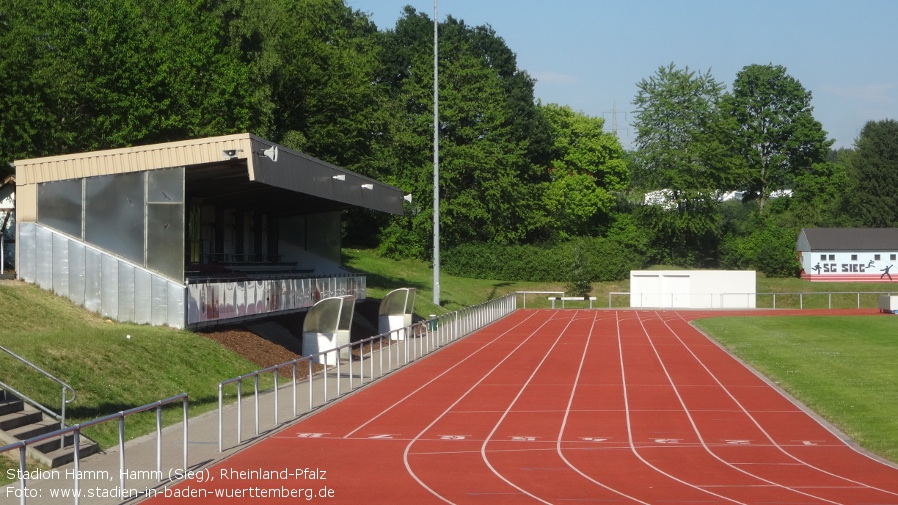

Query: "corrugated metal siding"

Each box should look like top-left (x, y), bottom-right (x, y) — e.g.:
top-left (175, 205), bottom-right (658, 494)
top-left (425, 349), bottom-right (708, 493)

top-left (19, 222), bottom-right (186, 328)
top-left (15, 133), bottom-right (253, 185)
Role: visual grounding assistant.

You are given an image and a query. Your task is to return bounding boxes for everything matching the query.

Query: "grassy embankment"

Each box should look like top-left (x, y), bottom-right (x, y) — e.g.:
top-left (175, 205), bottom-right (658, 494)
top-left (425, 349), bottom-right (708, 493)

top-left (0, 279), bottom-right (263, 485)
top-left (2, 248), bottom-right (897, 484)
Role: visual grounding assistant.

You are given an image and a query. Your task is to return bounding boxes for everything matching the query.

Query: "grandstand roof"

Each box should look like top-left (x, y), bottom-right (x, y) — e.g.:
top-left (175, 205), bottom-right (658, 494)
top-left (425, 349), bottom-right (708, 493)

top-left (14, 133), bottom-right (405, 216)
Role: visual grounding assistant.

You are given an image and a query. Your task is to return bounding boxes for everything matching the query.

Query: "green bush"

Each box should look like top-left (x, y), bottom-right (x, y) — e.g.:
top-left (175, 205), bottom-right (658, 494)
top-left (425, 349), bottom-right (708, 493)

top-left (720, 225), bottom-right (801, 277)
top-left (565, 240), bottom-right (592, 296)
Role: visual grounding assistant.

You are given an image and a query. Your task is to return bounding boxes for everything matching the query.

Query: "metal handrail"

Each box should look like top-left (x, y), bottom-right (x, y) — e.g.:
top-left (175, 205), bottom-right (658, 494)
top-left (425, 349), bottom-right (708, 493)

top-left (516, 291), bottom-right (564, 308)
top-left (0, 345), bottom-right (76, 431)
top-left (0, 393), bottom-right (188, 505)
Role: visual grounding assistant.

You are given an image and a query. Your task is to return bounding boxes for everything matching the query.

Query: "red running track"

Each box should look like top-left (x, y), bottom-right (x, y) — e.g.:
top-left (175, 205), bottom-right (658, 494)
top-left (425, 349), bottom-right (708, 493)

top-left (146, 309), bottom-right (898, 504)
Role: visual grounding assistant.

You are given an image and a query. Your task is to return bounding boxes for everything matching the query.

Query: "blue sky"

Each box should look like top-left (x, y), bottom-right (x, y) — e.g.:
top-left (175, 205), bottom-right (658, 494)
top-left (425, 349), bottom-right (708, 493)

top-left (346, 0), bottom-right (898, 150)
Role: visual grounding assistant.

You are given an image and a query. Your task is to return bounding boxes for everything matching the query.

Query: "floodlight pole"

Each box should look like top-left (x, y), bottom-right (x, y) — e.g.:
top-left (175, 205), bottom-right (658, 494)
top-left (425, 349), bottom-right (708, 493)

top-left (432, 0), bottom-right (440, 306)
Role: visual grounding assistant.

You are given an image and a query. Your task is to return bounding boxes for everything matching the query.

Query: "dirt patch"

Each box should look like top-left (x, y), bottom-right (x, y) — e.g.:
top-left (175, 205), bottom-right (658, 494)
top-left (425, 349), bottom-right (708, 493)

top-left (197, 300), bottom-right (384, 375)
top-left (200, 326), bottom-right (301, 369)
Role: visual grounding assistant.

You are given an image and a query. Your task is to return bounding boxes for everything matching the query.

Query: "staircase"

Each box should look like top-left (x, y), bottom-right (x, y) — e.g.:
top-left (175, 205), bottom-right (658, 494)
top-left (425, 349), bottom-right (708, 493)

top-left (0, 389), bottom-right (99, 468)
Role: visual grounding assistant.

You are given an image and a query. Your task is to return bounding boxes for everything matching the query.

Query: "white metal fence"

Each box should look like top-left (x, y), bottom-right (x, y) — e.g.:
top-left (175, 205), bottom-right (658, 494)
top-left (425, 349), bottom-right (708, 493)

top-left (610, 291), bottom-right (898, 310)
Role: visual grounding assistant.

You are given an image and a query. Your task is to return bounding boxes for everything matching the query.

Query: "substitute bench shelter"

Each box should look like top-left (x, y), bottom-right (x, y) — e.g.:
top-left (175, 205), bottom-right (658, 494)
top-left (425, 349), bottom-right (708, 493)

top-left (13, 134), bottom-right (405, 328)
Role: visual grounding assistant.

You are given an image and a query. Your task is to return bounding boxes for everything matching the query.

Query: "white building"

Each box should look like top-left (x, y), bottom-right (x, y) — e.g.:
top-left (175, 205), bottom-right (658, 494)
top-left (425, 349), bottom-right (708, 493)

top-left (630, 270), bottom-right (756, 309)
top-left (797, 228), bottom-right (898, 282)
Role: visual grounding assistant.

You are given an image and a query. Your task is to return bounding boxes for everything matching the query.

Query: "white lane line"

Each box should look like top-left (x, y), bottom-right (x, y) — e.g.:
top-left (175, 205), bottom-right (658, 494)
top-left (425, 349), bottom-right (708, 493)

top-left (477, 310), bottom-right (583, 504)
top-left (401, 309), bottom-right (565, 504)
top-left (343, 310), bottom-right (543, 440)
top-left (666, 311), bottom-right (898, 499)
top-left (554, 311), bottom-right (653, 504)
top-left (636, 311), bottom-right (841, 504)
top-left (619, 311), bottom-right (746, 504)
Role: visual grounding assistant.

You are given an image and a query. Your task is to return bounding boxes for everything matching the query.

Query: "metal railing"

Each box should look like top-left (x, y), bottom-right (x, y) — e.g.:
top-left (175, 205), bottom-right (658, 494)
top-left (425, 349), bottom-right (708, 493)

top-left (217, 292), bottom-right (518, 451)
top-left (609, 291), bottom-right (897, 309)
top-left (0, 393), bottom-right (188, 505)
top-left (516, 291), bottom-right (564, 308)
top-left (0, 345), bottom-right (76, 435)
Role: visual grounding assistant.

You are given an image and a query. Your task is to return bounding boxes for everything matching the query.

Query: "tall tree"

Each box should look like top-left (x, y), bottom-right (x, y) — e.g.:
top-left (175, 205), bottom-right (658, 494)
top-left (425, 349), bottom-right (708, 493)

top-left (788, 159), bottom-right (850, 227)
top-left (847, 119), bottom-right (898, 227)
top-left (0, 0), bottom-right (254, 168)
top-left (225, 0), bottom-right (382, 168)
top-left (541, 104), bottom-right (628, 239)
top-left (722, 64), bottom-right (833, 213)
top-left (631, 63), bottom-right (734, 265)
top-left (374, 8), bottom-right (552, 258)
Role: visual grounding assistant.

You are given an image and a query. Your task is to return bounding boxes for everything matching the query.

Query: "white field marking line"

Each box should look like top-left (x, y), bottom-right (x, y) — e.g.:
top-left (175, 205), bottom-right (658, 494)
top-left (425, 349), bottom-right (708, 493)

top-left (401, 309), bottom-right (566, 504)
top-left (613, 311), bottom-right (745, 505)
top-left (637, 311), bottom-right (842, 505)
top-left (416, 446), bottom-right (573, 457)
top-left (553, 311), bottom-right (653, 504)
top-left (668, 311), bottom-right (898, 497)
top-left (477, 310), bottom-right (596, 504)
top-left (342, 309), bottom-right (544, 440)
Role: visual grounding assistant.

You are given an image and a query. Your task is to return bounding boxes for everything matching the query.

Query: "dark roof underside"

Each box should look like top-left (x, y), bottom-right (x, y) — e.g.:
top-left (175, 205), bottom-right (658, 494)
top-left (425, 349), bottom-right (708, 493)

top-left (186, 158), bottom-right (403, 216)
top-left (186, 161), bottom-right (344, 215)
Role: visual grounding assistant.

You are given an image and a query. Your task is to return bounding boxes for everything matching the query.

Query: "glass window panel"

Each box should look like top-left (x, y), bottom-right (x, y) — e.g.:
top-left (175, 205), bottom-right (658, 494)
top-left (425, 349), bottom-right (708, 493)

top-left (37, 179), bottom-right (82, 237)
top-left (85, 172), bottom-right (145, 264)
top-left (147, 202), bottom-right (184, 281)
top-left (303, 297), bottom-right (341, 334)
top-left (379, 289), bottom-right (410, 316)
top-left (148, 167), bottom-right (184, 203)
top-left (338, 297), bottom-right (354, 331)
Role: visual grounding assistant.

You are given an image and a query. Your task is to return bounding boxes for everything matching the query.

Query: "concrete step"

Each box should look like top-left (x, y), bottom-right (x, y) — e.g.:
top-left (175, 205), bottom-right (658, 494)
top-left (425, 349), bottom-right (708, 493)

top-left (0, 411), bottom-right (101, 468)
top-left (33, 436), bottom-right (100, 468)
top-left (0, 408), bottom-right (43, 431)
top-left (5, 417), bottom-right (60, 441)
top-left (32, 432), bottom-right (83, 454)
top-left (0, 397), bottom-right (24, 416)
top-left (0, 390), bottom-right (101, 467)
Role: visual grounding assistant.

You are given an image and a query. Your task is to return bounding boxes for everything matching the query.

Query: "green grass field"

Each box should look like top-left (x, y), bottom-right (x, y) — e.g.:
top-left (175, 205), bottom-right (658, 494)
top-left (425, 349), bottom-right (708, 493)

top-left (2, 248), bottom-right (898, 485)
